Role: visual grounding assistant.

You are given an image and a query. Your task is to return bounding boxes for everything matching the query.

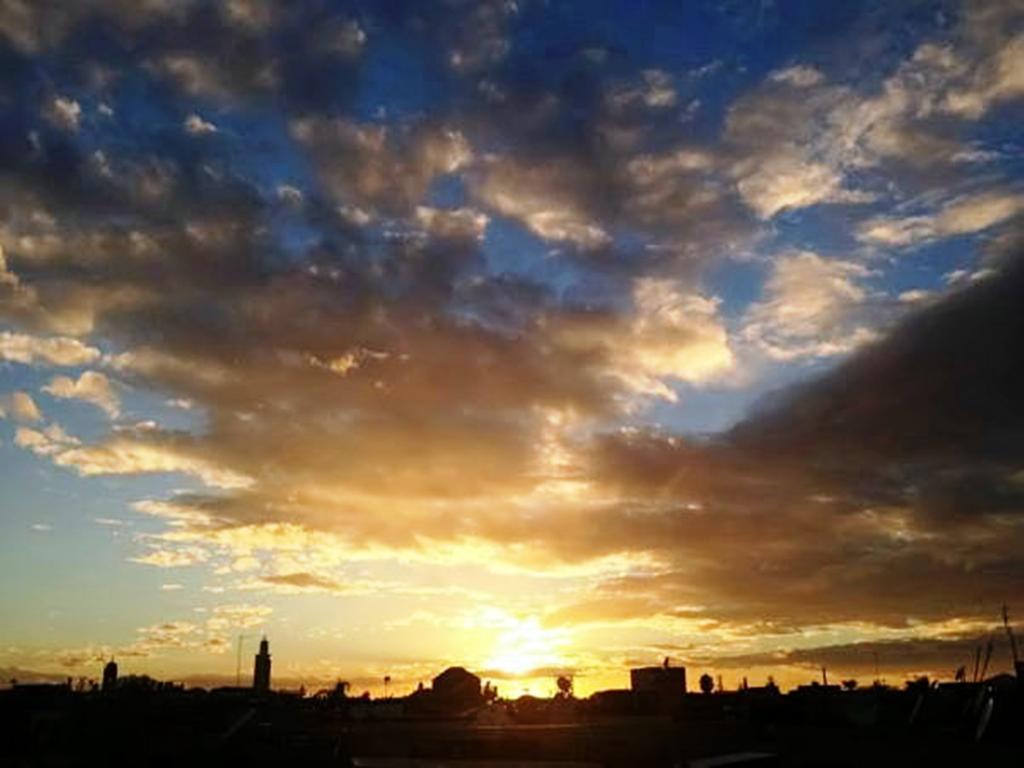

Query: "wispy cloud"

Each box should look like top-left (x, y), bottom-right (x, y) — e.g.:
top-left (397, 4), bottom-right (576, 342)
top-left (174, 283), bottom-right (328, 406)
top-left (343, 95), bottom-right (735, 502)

top-left (43, 371), bottom-right (120, 417)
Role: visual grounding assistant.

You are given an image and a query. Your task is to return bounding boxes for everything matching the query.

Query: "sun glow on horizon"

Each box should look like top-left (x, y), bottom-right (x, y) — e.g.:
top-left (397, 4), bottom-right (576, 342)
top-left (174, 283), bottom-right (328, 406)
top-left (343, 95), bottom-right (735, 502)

top-left (482, 612), bottom-right (571, 677)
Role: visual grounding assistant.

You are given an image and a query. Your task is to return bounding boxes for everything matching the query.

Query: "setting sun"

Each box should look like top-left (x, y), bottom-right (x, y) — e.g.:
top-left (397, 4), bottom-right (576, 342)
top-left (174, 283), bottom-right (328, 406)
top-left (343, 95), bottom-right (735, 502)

top-left (484, 613), bottom-right (570, 678)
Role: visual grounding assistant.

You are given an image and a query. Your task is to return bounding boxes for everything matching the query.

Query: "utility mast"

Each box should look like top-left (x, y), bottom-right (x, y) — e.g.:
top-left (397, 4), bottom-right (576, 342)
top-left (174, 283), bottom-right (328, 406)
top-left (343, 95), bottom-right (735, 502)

top-left (1003, 604), bottom-right (1021, 678)
top-left (236, 634), bottom-right (257, 686)
top-left (979, 637), bottom-right (994, 682)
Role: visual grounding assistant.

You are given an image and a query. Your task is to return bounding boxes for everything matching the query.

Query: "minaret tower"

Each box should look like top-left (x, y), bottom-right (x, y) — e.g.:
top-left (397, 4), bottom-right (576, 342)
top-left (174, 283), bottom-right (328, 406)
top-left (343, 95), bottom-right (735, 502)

top-left (102, 658), bottom-right (118, 691)
top-left (253, 636), bottom-right (271, 693)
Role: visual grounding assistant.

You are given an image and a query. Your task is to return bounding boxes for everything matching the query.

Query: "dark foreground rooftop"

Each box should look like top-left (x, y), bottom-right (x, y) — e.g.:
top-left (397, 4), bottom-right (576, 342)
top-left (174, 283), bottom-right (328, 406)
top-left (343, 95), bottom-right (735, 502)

top-left (1, 678), bottom-right (1021, 767)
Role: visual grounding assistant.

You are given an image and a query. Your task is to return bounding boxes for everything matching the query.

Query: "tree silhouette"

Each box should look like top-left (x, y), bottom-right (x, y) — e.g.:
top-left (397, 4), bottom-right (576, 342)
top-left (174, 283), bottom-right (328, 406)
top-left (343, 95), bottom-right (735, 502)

top-left (555, 675), bottom-right (574, 699)
top-left (699, 673), bottom-right (714, 694)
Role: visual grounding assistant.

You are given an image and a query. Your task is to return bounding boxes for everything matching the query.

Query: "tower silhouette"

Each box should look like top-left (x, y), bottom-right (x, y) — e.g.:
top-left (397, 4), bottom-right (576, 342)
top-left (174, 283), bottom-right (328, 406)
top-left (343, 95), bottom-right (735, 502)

top-left (253, 636), bottom-right (271, 692)
top-left (102, 658), bottom-right (118, 691)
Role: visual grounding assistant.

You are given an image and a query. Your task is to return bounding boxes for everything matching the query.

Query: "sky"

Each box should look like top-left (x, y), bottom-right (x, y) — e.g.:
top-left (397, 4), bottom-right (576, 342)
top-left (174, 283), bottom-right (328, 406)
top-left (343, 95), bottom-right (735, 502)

top-left (0, 0), bottom-right (1022, 696)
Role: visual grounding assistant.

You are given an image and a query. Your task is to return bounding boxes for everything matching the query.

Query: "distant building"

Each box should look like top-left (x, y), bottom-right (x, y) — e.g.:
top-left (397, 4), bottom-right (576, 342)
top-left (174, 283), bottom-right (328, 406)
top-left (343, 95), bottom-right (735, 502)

top-left (630, 664), bottom-right (686, 695)
top-left (102, 659), bottom-right (118, 691)
top-left (253, 637), bottom-right (271, 692)
top-left (432, 666), bottom-right (481, 710)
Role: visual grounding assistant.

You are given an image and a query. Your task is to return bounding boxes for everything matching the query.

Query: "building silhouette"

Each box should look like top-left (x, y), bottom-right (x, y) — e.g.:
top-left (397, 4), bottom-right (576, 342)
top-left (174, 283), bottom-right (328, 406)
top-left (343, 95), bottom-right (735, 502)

top-left (631, 662), bottom-right (686, 695)
top-left (253, 637), bottom-right (271, 692)
top-left (431, 666), bottom-right (481, 711)
top-left (102, 658), bottom-right (118, 691)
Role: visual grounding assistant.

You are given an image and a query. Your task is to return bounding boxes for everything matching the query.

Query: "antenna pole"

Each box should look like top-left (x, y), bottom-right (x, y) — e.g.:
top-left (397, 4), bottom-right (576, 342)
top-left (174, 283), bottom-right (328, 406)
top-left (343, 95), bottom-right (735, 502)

top-left (1003, 604), bottom-right (1020, 667)
top-left (980, 637), bottom-right (994, 682)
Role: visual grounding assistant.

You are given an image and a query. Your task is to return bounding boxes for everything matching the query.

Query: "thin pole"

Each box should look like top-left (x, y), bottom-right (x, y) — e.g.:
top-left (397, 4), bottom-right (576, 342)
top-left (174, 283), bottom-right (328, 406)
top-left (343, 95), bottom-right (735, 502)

top-left (236, 635), bottom-right (243, 687)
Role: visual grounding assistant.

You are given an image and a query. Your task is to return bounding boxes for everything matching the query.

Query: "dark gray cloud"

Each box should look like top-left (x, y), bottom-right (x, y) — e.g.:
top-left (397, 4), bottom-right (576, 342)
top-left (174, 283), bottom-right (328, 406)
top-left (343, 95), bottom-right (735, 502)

top-left (573, 252), bottom-right (1024, 628)
top-left (714, 631), bottom-right (1021, 679)
top-left (260, 571), bottom-right (346, 592)
top-left (733, 254), bottom-right (1024, 468)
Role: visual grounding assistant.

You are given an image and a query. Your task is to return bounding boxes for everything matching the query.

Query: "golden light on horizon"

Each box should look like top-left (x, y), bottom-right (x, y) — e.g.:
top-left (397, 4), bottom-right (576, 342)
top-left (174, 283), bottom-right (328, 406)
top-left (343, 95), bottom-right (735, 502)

top-left (482, 612), bottom-right (571, 678)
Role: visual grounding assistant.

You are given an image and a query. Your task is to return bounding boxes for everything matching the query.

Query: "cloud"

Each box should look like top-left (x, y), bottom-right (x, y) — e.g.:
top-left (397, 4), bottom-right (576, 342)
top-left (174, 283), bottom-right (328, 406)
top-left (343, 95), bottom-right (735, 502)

top-left (415, 206), bottom-right (489, 241)
top-left (220, 0), bottom-right (275, 32)
top-left (15, 422), bottom-right (249, 489)
top-left (614, 279), bottom-right (735, 397)
top-left (322, 19), bottom-right (366, 57)
top-left (130, 547), bottom-right (209, 568)
top-left (734, 253), bottom-right (1024, 470)
top-left (605, 69), bottom-right (677, 112)
top-left (0, 244), bottom-right (17, 286)
top-left (859, 190), bottom-right (1024, 246)
top-left (183, 113), bottom-right (217, 136)
top-left (14, 423), bottom-right (79, 455)
top-left (133, 498), bottom-right (217, 527)
top-left (43, 96), bottom-right (82, 133)
top-left (111, 603), bottom-right (270, 661)
top-left (43, 371), bottom-right (120, 417)
top-left (306, 347), bottom-right (388, 378)
top-left (741, 251), bottom-right (881, 360)
top-left (291, 118), bottom-right (472, 215)
top-left (148, 53), bottom-right (277, 103)
top-left (724, 13), bottom-right (1024, 221)
top-left (2, 391), bottom-right (42, 423)
top-left (0, 331), bottom-right (101, 366)
top-left (0, 0), bottom-right (195, 53)
top-left (769, 65), bottom-right (824, 88)
top-left (206, 603), bottom-right (272, 630)
top-left (276, 185), bottom-right (303, 206)
top-left (544, 597), bottom-right (663, 627)
top-left (134, 619), bottom-right (202, 650)
top-left (724, 73), bottom-right (873, 219)
top-left (53, 432), bottom-right (253, 488)
top-left (444, 0), bottom-right (518, 73)
top-left (941, 33), bottom-right (1024, 119)
top-left (0, 243), bottom-right (78, 332)
top-left (717, 630), bottom-right (1019, 679)
top-left (258, 571), bottom-right (346, 593)
top-left (473, 158), bottom-right (611, 249)
top-left (565, 254), bottom-right (1024, 631)
top-left (938, 190), bottom-right (1024, 234)
top-left (733, 153), bottom-right (863, 220)
top-left (856, 215), bottom-right (938, 247)
top-left (617, 146), bottom-right (739, 244)
top-left (543, 279), bottom-right (735, 404)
